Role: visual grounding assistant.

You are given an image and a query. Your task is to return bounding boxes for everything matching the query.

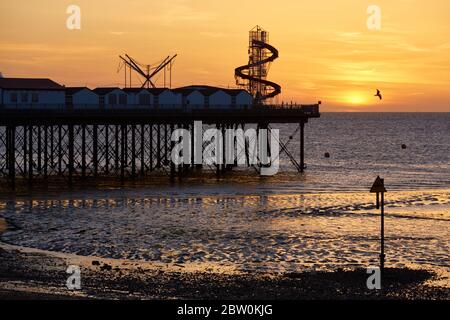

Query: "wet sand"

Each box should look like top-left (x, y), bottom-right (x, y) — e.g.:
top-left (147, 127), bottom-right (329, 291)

top-left (1, 185), bottom-right (448, 300)
top-left (0, 242), bottom-right (448, 300)
top-left (0, 218), bottom-right (6, 234)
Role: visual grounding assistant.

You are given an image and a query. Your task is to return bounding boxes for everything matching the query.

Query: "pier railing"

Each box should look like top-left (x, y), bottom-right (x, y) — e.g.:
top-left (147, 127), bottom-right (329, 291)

top-left (0, 103), bottom-right (320, 114)
top-left (0, 103), bottom-right (320, 125)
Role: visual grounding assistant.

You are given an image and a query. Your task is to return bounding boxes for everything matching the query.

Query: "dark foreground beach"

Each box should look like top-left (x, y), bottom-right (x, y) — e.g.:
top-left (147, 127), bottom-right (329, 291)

top-left (0, 243), bottom-right (448, 300)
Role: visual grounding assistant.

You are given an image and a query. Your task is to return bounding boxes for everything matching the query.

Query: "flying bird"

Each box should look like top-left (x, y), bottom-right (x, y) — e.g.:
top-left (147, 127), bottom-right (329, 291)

top-left (374, 89), bottom-right (382, 100)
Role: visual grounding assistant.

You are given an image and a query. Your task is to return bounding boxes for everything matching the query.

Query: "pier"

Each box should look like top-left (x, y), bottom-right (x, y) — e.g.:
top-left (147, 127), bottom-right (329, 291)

top-left (0, 104), bottom-right (320, 188)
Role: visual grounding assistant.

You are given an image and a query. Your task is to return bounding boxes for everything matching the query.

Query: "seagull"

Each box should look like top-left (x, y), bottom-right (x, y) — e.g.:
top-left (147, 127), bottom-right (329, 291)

top-left (375, 89), bottom-right (382, 100)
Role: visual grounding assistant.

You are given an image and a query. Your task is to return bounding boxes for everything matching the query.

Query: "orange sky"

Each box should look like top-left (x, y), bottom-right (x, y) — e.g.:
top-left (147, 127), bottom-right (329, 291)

top-left (1, 0), bottom-right (449, 111)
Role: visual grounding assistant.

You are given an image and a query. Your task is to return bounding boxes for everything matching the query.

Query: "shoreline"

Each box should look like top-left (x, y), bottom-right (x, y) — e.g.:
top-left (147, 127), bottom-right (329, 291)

top-left (1, 172), bottom-right (449, 198)
top-left (0, 241), bottom-right (449, 300)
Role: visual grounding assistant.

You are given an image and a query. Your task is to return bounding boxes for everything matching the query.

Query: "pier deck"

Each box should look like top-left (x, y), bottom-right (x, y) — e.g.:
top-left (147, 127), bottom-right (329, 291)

top-left (0, 105), bottom-right (319, 125)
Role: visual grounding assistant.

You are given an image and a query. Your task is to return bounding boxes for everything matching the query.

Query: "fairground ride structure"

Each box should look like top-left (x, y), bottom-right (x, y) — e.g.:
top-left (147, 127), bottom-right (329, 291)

top-left (235, 26), bottom-right (281, 105)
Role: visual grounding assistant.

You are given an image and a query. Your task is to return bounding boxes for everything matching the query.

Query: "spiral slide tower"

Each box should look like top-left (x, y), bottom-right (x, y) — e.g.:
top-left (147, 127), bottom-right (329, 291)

top-left (235, 26), bottom-right (281, 104)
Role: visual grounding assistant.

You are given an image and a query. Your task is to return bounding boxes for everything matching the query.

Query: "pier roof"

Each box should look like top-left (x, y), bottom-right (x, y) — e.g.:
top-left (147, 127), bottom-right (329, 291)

top-left (0, 78), bottom-right (64, 90)
top-left (66, 87), bottom-right (91, 95)
top-left (93, 87), bottom-right (122, 95)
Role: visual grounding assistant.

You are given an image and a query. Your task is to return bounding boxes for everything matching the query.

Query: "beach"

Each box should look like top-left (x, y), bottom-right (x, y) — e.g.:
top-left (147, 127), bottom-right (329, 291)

top-left (0, 241), bottom-right (448, 300)
top-left (0, 184), bottom-right (449, 300)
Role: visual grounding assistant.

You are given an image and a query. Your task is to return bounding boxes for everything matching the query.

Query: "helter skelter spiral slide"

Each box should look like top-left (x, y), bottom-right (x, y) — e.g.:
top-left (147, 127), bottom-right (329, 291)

top-left (235, 26), bottom-right (282, 105)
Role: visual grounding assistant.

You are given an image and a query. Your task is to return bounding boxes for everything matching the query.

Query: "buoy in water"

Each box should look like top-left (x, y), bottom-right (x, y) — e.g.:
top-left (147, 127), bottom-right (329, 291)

top-left (401, 144), bottom-right (407, 149)
top-left (324, 152), bottom-right (330, 158)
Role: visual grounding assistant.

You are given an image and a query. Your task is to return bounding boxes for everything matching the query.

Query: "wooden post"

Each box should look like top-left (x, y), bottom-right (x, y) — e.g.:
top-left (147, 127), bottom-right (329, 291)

top-left (370, 176), bottom-right (387, 275)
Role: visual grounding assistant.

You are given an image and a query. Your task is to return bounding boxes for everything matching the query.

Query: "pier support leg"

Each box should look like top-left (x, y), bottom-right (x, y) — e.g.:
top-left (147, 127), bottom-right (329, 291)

top-left (93, 125), bottom-right (98, 177)
top-left (120, 125), bottom-right (126, 184)
top-left (50, 126), bottom-right (54, 173)
top-left (7, 126), bottom-right (15, 188)
top-left (28, 125), bottom-right (33, 184)
top-left (81, 125), bottom-right (86, 178)
top-left (300, 122), bottom-right (305, 173)
top-left (222, 124), bottom-right (226, 173)
top-left (105, 125), bottom-right (110, 175)
top-left (191, 122), bottom-right (195, 170)
top-left (177, 123), bottom-right (183, 179)
top-left (115, 125), bottom-right (119, 173)
top-left (164, 125), bottom-right (168, 165)
top-left (157, 125), bottom-right (161, 168)
top-left (131, 124), bottom-right (136, 178)
top-left (170, 124), bottom-right (175, 181)
top-left (68, 124), bottom-right (74, 186)
top-left (37, 126), bottom-right (42, 174)
top-left (44, 126), bottom-right (48, 179)
top-left (140, 124), bottom-right (145, 176)
top-left (216, 124), bottom-right (220, 177)
top-left (149, 124), bottom-right (153, 172)
top-left (195, 122), bottom-right (203, 170)
top-left (23, 126), bottom-right (27, 177)
top-left (58, 126), bottom-right (62, 176)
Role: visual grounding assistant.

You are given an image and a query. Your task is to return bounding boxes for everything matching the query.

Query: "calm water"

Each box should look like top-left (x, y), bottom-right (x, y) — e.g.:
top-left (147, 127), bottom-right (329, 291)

top-left (1, 113), bottom-right (449, 273)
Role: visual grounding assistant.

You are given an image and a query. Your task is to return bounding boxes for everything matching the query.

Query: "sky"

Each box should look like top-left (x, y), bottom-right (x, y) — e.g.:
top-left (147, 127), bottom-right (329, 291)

top-left (0, 0), bottom-right (449, 111)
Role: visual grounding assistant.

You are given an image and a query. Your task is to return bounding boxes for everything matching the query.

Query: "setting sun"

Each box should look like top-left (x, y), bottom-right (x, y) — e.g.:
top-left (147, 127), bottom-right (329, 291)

top-left (346, 94), bottom-right (367, 105)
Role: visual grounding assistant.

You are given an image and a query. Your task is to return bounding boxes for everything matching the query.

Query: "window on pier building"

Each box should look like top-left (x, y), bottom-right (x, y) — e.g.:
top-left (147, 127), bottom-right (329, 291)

top-left (119, 94), bottom-right (127, 105)
top-left (11, 92), bottom-right (17, 103)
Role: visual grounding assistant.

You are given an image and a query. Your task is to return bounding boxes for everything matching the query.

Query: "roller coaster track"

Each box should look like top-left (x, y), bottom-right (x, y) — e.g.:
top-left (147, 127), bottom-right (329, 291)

top-left (235, 39), bottom-right (281, 102)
